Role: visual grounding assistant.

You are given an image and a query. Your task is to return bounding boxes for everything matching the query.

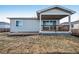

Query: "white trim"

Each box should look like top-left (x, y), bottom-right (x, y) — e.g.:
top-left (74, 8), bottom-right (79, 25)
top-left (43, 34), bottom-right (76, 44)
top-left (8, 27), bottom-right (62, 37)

top-left (68, 15), bottom-right (71, 32)
top-left (40, 13), bottom-right (70, 15)
top-left (39, 14), bottom-right (42, 32)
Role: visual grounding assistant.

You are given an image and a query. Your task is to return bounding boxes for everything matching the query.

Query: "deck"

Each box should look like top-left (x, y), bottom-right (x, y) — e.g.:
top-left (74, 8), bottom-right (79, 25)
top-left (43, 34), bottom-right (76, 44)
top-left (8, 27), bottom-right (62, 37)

top-left (8, 32), bottom-right (39, 36)
top-left (7, 31), bottom-right (71, 36)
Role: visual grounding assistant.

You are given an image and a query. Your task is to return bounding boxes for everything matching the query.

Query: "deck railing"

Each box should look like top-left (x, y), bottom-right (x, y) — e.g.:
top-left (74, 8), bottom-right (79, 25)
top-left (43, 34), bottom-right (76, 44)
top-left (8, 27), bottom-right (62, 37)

top-left (41, 25), bottom-right (69, 31)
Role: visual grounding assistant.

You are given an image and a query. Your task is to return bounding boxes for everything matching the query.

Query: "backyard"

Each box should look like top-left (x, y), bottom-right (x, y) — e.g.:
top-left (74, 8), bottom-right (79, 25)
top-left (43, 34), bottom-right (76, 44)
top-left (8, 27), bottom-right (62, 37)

top-left (0, 32), bottom-right (79, 54)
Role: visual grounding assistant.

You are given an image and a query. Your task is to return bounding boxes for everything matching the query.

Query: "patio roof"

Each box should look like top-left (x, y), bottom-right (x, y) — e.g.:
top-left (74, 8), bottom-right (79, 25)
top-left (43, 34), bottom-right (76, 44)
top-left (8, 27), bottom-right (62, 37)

top-left (41, 15), bottom-right (68, 20)
top-left (37, 5), bottom-right (76, 20)
top-left (37, 5), bottom-right (76, 14)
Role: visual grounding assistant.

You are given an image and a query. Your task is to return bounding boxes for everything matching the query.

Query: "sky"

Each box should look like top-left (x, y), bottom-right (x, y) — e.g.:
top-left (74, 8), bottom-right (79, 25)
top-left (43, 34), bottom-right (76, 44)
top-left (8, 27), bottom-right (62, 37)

top-left (0, 5), bottom-right (79, 23)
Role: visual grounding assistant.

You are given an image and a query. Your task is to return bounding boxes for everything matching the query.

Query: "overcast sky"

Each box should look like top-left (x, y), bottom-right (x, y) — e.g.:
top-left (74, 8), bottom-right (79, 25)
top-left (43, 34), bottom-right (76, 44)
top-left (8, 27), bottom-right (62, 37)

top-left (0, 5), bottom-right (79, 23)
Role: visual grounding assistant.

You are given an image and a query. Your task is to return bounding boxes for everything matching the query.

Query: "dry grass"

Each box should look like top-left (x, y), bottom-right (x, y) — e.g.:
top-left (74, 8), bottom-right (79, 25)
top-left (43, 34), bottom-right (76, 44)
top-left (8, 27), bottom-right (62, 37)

top-left (0, 32), bottom-right (79, 54)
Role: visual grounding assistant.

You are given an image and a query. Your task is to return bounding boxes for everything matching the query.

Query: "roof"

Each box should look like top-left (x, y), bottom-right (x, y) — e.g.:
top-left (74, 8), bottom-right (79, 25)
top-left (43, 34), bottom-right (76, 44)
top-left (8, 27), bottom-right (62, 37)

top-left (7, 17), bottom-right (37, 20)
top-left (0, 22), bottom-right (9, 25)
top-left (72, 20), bottom-right (79, 24)
top-left (37, 5), bottom-right (76, 14)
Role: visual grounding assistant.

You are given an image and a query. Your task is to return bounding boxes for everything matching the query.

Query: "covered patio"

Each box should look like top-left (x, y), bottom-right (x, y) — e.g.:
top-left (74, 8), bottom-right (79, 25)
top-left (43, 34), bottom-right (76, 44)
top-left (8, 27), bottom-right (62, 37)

top-left (40, 15), bottom-right (70, 32)
top-left (37, 6), bottom-right (75, 33)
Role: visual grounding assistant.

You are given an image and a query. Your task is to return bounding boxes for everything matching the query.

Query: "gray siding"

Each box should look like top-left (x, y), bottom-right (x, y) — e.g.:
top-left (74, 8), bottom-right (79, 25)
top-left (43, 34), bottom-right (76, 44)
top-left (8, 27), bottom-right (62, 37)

top-left (10, 19), bottom-right (40, 32)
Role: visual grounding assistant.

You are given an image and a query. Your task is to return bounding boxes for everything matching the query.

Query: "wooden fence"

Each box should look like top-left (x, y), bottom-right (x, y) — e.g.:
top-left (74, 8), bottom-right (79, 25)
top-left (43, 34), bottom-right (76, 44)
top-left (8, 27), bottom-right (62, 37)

top-left (0, 28), bottom-right (10, 32)
top-left (71, 29), bottom-right (79, 36)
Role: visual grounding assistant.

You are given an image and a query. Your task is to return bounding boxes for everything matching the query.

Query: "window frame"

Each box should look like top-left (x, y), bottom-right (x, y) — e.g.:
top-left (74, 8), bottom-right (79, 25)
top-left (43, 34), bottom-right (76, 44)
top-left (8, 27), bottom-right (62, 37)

top-left (16, 20), bottom-right (23, 27)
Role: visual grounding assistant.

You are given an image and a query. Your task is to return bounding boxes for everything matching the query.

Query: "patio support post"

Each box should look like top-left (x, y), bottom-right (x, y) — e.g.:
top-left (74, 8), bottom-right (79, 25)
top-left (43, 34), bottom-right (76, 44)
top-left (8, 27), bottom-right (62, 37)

top-left (69, 15), bottom-right (71, 32)
top-left (39, 14), bottom-right (42, 32)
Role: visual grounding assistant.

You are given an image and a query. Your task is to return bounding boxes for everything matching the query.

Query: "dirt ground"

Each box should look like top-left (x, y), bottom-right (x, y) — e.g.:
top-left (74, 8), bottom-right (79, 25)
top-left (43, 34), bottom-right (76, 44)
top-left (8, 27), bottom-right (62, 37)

top-left (0, 32), bottom-right (79, 54)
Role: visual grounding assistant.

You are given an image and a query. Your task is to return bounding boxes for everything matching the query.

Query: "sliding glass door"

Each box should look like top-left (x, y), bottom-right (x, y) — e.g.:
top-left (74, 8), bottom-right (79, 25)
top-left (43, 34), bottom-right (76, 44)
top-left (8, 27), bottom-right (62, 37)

top-left (42, 20), bottom-right (56, 31)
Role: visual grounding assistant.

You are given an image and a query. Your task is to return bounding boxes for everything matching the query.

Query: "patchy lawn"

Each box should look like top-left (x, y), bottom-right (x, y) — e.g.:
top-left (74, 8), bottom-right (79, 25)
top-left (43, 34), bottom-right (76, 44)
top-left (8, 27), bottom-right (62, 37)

top-left (0, 32), bottom-right (79, 54)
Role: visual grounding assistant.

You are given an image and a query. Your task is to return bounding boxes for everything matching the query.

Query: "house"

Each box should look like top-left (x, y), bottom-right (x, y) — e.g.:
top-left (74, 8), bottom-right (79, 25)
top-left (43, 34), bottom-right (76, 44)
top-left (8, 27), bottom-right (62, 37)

top-left (8, 5), bottom-right (76, 34)
top-left (0, 22), bottom-right (10, 32)
top-left (0, 22), bottom-right (10, 28)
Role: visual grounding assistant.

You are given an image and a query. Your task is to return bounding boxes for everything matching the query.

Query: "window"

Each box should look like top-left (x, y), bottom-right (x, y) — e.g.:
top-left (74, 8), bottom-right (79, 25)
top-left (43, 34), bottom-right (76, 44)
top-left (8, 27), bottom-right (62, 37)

top-left (71, 24), bottom-right (74, 28)
top-left (43, 21), bottom-right (49, 25)
top-left (16, 21), bottom-right (23, 27)
top-left (53, 21), bottom-right (56, 25)
top-left (43, 20), bottom-right (56, 26)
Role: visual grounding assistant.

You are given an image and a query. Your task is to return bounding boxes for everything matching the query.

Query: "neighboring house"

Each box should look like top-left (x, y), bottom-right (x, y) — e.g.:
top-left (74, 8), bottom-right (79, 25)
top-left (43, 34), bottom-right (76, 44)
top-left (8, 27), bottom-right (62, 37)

top-left (8, 5), bottom-right (76, 34)
top-left (0, 22), bottom-right (10, 32)
top-left (0, 22), bottom-right (10, 28)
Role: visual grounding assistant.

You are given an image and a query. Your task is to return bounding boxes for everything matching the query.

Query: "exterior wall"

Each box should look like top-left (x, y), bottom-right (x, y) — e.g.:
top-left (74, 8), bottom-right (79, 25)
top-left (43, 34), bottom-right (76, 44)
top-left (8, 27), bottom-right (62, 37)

top-left (10, 19), bottom-right (40, 32)
top-left (10, 19), bottom-right (59, 33)
top-left (41, 9), bottom-right (70, 15)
